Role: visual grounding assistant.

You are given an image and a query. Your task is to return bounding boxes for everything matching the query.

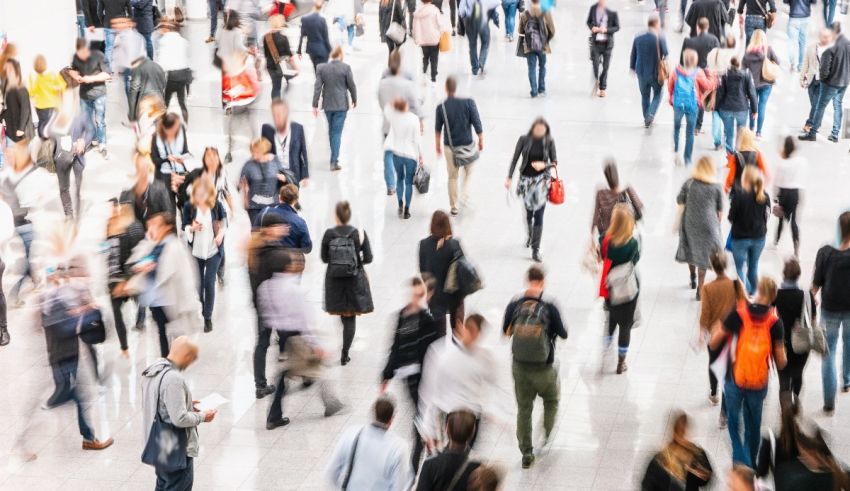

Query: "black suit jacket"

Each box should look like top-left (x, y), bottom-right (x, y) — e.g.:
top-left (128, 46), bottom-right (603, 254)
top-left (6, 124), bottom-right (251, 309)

top-left (586, 5), bottom-right (620, 47)
top-left (298, 13), bottom-right (332, 58)
top-left (681, 32), bottom-right (720, 68)
top-left (261, 122), bottom-right (310, 183)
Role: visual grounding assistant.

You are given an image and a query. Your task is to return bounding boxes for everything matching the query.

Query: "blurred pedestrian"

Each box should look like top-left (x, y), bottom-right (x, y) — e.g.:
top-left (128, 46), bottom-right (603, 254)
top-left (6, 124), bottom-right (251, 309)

top-left (416, 410), bottom-right (481, 490)
top-left (641, 411), bottom-right (713, 490)
top-left (312, 46), bottom-right (357, 171)
top-left (27, 55), bottom-right (66, 138)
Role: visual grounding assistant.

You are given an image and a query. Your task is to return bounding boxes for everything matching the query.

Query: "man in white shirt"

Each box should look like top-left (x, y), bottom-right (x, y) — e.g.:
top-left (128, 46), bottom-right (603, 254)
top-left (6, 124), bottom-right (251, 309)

top-left (327, 398), bottom-right (413, 490)
top-left (802, 29), bottom-right (834, 133)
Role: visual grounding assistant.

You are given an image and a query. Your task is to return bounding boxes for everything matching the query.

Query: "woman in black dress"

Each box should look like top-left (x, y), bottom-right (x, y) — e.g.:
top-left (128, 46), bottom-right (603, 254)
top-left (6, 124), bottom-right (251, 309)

top-left (418, 210), bottom-right (464, 337)
top-left (773, 257), bottom-right (816, 407)
top-left (320, 201), bottom-right (373, 365)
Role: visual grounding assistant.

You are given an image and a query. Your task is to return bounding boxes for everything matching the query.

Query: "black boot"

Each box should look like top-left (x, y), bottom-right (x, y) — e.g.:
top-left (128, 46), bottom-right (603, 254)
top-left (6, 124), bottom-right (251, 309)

top-left (0, 327), bottom-right (9, 346)
top-left (531, 225), bottom-right (543, 262)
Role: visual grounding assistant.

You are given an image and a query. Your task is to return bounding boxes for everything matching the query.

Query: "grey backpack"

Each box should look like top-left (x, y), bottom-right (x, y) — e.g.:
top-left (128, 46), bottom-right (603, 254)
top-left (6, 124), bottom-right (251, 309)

top-left (509, 296), bottom-right (550, 363)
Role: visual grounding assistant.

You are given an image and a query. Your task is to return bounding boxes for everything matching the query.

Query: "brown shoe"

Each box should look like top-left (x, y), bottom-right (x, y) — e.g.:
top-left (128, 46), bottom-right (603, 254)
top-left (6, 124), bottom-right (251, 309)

top-left (82, 438), bottom-right (114, 450)
top-left (598, 90), bottom-right (606, 98)
top-left (616, 355), bottom-right (628, 374)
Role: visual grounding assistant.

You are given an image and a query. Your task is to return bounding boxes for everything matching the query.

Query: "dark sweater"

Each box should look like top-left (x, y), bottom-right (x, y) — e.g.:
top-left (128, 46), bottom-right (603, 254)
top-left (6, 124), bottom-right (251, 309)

top-left (729, 191), bottom-right (770, 239)
top-left (416, 450), bottom-right (481, 491)
top-left (785, 0), bottom-right (816, 18)
top-left (1, 87), bottom-right (33, 142)
top-left (716, 68), bottom-right (758, 113)
top-left (99, 0), bottom-right (132, 26)
top-left (681, 33), bottom-right (720, 68)
top-left (435, 97), bottom-right (483, 147)
top-left (381, 308), bottom-right (440, 381)
top-left (418, 236), bottom-right (464, 310)
top-left (686, 0), bottom-right (727, 40)
top-left (738, 0), bottom-right (777, 15)
top-left (821, 34), bottom-right (850, 88)
top-left (502, 293), bottom-right (568, 365)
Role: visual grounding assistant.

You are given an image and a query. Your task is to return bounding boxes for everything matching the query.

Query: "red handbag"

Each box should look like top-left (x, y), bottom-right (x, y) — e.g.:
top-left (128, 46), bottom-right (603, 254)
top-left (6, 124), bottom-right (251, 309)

top-left (548, 166), bottom-right (565, 205)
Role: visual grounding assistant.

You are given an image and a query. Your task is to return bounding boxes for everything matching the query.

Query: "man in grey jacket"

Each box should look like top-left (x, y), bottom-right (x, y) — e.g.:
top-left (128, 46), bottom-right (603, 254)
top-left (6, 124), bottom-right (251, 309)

top-left (800, 23), bottom-right (850, 142)
top-left (141, 336), bottom-right (216, 489)
top-left (312, 47), bottom-right (357, 171)
top-left (378, 51), bottom-right (422, 195)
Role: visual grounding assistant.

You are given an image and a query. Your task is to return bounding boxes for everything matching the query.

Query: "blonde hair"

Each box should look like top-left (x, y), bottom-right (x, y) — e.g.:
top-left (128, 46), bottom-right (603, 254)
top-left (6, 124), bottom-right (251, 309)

top-left (747, 29), bottom-right (768, 51)
top-left (134, 152), bottom-right (155, 175)
top-left (251, 137), bottom-right (272, 155)
top-left (607, 203), bottom-right (635, 246)
top-left (692, 156), bottom-right (717, 183)
top-left (737, 128), bottom-right (757, 152)
top-left (33, 54), bottom-right (47, 74)
top-left (191, 177), bottom-right (217, 209)
top-left (682, 49), bottom-right (698, 69)
top-left (757, 276), bottom-right (777, 303)
top-left (268, 14), bottom-right (285, 29)
top-left (742, 165), bottom-right (767, 204)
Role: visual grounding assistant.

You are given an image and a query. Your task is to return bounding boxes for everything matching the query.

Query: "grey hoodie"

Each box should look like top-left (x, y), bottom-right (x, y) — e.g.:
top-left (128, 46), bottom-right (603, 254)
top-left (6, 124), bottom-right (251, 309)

top-left (141, 358), bottom-right (204, 459)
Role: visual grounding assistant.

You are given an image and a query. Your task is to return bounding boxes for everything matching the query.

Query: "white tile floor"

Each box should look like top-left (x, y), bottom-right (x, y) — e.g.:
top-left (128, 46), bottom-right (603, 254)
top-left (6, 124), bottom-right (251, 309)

top-left (3, 1), bottom-right (850, 489)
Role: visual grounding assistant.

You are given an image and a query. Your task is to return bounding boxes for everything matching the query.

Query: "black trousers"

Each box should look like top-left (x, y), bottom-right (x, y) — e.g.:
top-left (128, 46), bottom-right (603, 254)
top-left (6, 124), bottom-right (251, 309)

top-left (56, 155), bottom-right (84, 219)
top-left (253, 326), bottom-right (290, 388)
top-left (421, 45), bottom-right (439, 82)
top-left (341, 315), bottom-right (356, 356)
top-left (590, 42), bottom-right (613, 90)
top-left (606, 298), bottom-right (636, 351)
top-left (405, 374), bottom-right (425, 472)
top-left (309, 54), bottom-right (328, 73)
top-left (0, 257), bottom-right (6, 331)
top-left (165, 75), bottom-right (189, 123)
top-left (150, 306), bottom-right (170, 357)
top-left (778, 350), bottom-right (808, 397)
top-left (696, 107), bottom-right (705, 130)
top-left (405, 0), bottom-right (416, 30)
top-left (430, 299), bottom-right (464, 337)
top-left (708, 342), bottom-right (727, 413)
top-left (110, 295), bottom-right (145, 351)
top-left (776, 188), bottom-right (800, 245)
top-left (36, 108), bottom-right (53, 139)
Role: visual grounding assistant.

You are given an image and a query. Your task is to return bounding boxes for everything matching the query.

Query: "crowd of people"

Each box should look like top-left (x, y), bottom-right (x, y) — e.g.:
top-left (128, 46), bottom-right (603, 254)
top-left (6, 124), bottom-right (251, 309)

top-left (1, 0), bottom-right (850, 489)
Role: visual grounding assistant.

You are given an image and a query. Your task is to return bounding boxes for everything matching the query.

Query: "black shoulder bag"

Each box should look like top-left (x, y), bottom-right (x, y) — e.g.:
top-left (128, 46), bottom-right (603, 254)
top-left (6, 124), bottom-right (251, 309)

top-left (141, 368), bottom-right (190, 472)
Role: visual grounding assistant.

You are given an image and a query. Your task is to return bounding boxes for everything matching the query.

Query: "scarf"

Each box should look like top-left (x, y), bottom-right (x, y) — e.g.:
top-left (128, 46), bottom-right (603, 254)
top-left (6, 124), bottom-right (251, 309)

top-left (156, 127), bottom-right (186, 174)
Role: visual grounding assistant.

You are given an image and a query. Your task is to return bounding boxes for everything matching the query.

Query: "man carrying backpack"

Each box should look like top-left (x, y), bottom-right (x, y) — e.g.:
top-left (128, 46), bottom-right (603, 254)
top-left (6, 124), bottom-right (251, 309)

top-left (668, 48), bottom-right (712, 166)
top-left (709, 276), bottom-right (786, 467)
top-left (502, 266), bottom-right (567, 469)
top-left (517, 0), bottom-right (555, 98)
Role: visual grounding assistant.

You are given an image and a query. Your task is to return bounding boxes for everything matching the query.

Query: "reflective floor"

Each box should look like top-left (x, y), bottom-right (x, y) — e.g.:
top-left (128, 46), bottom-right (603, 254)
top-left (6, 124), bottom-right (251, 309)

top-left (2, 0), bottom-right (850, 489)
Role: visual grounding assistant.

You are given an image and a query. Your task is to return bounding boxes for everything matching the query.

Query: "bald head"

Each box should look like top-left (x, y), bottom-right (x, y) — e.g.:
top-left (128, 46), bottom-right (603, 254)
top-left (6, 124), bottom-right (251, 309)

top-left (168, 336), bottom-right (199, 369)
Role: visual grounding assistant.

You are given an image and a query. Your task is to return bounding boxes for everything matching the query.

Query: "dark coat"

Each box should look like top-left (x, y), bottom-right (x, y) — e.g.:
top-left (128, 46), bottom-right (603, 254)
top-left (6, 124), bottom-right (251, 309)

top-left (119, 179), bottom-right (174, 226)
top-left (132, 0), bottom-right (160, 34)
top-left (586, 4), bottom-right (620, 47)
top-left (321, 225), bottom-right (374, 315)
top-left (821, 34), bottom-right (850, 88)
top-left (261, 122), bottom-right (309, 183)
top-left (681, 32), bottom-right (720, 68)
top-left (298, 12), bottom-right (332, 58)
top-left (716, 67), bottom-right (757, 113)
top-left (378, 0), bottom-right (405, 43)
top-left (418, 236), bottom-right (464, 311)
top-left (99, 0), bottom-right (132, 26)
top-left (685, 0), bottom-right (727, 41)
top-left (127, 58), bottom-right (166, 121)
top-left (507, 134), bottom-right (557, 178)
top-left (630, 31), bottom-right (668, 81)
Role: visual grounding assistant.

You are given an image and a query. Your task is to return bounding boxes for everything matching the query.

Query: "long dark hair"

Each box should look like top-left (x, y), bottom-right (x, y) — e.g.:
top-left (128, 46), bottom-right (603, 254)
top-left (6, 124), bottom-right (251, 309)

top-left (527, 117), bottom-right (551, 139)
top-left (202, 147), bottom-right (223, 181)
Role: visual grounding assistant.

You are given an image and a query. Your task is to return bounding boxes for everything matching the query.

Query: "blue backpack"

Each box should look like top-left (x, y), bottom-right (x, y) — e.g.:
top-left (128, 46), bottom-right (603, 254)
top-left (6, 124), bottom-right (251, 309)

top-left (672, 69), bottom-right (698, 111)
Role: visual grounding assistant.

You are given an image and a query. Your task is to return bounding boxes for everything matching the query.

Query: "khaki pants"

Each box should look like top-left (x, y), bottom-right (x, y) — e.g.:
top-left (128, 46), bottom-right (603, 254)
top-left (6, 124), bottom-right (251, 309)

top-left (445, 146), bottom-right (475, 211)
top-left (512, 361), bottom-right (560, 456)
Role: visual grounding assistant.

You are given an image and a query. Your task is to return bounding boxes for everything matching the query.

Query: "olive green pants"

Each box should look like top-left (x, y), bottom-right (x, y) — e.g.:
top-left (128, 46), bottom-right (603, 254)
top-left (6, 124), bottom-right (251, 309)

top-left (512, 361), bottom-right (560, 456)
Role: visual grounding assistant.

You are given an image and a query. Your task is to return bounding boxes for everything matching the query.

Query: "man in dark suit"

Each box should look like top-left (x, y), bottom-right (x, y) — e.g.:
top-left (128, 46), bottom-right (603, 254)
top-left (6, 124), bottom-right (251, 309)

top-left (298, 0), bottom-right (333, 73)
top-left (261, 98), bottom-right (310, 186)
top-left (681, 17), bottom-right (719, 133)
top-left (586, 0), bottom-right (620, 97)
top-left (685, 0), bottom-right (726, 41)
top-left (630, 15), bottom-right (667, 127)
top-left (313, 47), bottom-right (357, 171)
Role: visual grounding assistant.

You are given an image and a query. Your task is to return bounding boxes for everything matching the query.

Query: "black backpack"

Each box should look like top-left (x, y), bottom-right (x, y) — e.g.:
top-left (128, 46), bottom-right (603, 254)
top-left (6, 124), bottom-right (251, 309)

top-left (525, 15), bottom-right (546, 53)
top-left (823, 249), bottom-right (850, 309)
top-left (327, 229), bottom-right (359, 278)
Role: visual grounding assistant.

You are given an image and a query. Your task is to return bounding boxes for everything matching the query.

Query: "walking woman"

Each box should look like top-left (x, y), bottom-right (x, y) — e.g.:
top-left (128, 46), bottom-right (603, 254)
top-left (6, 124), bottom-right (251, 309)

top-left (715, 56), bottom-right (757, 153)
top-left (724, 128), bottom-right (767, 196)
top-left (599, 204), bottom-right (640, 374)
top-left (2, 59), bottom-right (34, 146)
top-left (742, 30), bottom-right (779, 139)
top-left (774, 258), bottom-right (816, 408)
top-left (728, 165), bottom-right (770, 296)
top-left (675, 156), bottom-right (724, 299)
top-left (27, 55), bottom-right (66, 138)
top-left (106, 201), bottom-right (146, 357)
top-left (641, 411), bottom-right (713, 490)
top-left (591, 159), bottom-right (644, 237)
top-left (183, 178), bottom-right (226, 333)
top-left (150, 113), bottom-right (190, 212)
top-left (263, 14), bottom-right (297, 100)
top-left (379, 0), bottom-right (405, 57)
top-left (157, 21), bottom-right (192, 123)
top-left (384, 98), bottom-right (423, 219)
top-left (505, 117), bottom-right (558, 262)
top-left (419, 210), bottom-right (465, 336)
top-left (773, 136), bottom-right (805, 256)
top-left (320, 201), bottom-right (374, 365)
top-left (412, 0), bottom-right (443, 84)
top-left (700, 251), bottom-right (745, 426)
top-left (238, 138), bottom-right (285, 226)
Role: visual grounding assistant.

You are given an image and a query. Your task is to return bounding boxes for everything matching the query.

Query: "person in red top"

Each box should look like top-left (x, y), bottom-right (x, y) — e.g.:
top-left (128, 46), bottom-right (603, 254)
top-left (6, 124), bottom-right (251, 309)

top-left (668, 49), bottom-right (714, 166)
top-left (709, 276), bottom-right (787, 467)
top-left (222, 51), bottom-right (261, 163)
top-left (723, 128), bottom-right (768, 195)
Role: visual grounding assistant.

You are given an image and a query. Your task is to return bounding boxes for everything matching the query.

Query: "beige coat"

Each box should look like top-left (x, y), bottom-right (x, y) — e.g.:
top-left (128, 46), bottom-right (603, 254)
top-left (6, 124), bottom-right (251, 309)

top-left (800, 43), bottom-right (821, 88)
top-left (518, 7), bottom-right (556, 55)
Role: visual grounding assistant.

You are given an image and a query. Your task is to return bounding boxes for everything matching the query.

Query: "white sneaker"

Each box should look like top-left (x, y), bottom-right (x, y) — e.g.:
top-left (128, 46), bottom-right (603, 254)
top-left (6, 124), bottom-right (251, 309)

top-left (674, 153), bottom-right (683, 167)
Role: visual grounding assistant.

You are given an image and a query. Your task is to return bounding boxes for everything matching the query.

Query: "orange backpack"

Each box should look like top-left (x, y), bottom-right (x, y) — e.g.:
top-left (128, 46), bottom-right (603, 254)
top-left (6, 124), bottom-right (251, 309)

top-left (733, 301), bottom-right (778, 390)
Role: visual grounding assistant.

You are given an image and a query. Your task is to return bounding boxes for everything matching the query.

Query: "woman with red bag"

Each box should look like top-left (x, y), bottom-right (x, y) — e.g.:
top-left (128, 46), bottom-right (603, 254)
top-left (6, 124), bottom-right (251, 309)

top-left (505, 117), bottom-right (558, 263)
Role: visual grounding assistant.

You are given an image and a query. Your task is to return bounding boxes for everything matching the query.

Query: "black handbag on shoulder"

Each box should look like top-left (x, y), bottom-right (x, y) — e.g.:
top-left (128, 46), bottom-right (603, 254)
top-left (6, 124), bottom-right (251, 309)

top-left (78, 309), bottom-right (106, 345)
top-left (141, 369), bottom-right (189, 472)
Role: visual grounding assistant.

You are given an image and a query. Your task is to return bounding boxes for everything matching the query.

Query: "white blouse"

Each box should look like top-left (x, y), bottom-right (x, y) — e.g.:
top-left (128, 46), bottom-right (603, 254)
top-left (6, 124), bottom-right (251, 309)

top-left (383, 106), bottom-right (422, 161)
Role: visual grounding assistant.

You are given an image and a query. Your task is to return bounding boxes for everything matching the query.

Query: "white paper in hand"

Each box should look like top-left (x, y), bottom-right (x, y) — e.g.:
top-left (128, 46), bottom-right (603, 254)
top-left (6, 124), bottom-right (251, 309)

top-left (196, 393), bottom-right (229, 412)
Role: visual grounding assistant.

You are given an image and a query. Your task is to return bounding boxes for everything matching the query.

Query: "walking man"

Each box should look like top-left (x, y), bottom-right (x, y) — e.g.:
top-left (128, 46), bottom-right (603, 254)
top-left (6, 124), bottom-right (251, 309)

top-left (799, 23), bottom-right (850, 143)
top-left (586, 0), bottom-right (620, 97)
top-left (630, 15), bottom-right (668, 127)
top-left (298, 0), bottom-right (333, 73)
top-left (313, 47), bottom-right (357, 171)
top-left (502, 266), bottom-right (567, 469)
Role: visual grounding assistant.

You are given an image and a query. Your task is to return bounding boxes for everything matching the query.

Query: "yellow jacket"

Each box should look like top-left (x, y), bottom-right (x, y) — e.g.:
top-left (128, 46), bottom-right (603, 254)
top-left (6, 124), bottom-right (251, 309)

top-left (27, 72), bottom-right (66, 109)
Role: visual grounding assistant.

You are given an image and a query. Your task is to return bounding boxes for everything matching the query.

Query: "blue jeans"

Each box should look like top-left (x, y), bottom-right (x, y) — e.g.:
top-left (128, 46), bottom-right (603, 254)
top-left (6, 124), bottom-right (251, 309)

top-left (673, 104), bottom-right (697, 164)
top-left (104, 27), bottom-right (116, 72)
top-left (718, 110), bottom-right (749, 153)
top-left (196, 253), bottom-right (222, 321)
top-left (383, 149), bottom-right (396, 192)
top-left (465, 16), bottom-right (491, 74)
top-left (142, 32), bottom-right (154, 59)
top-left (809, 83), bottom-right (846, 138)
top-left (325, 110), bottom-right (347, 165)
top-left (393, 154), bottom-right (417, 209)
top-left (637, 76), bottom-right (663, 124)
top-left (209, 0), bottom-right (221, 36)
top-left (155, 457), bottom-right (194, 491)
top-left (526, 52), bottom-right (547, 97)
top-left (10, 223), bottom-right (34, 302)
top-left (724, 378), bottom-right (768, 467)
top-left (81, 96), bottom-right (107, 145)
top-left (711, 111), bottom-right (723, 148)
top-left (744, 15), bottom-right (765, 47)
top-left (77, 14), bottom-right (87, 38)
top-left (824, 0), bottom-right (837, 25)
top-left (806, 80), bottom-right (821, 127)
top-left (787, 17), bottom-right (808, 70)
top-left (821, 310), bottom-right (850, 408)
top-left (52, 358), bottom-right (95, 441)
top-left (749, 85), bottom-right (772, 135)
top-left (502, 0), bottom-right (518, 36)
top-left (729, 237), bottom-right (765, 295)
top-left (334, 17), bottom-right (355, 46)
